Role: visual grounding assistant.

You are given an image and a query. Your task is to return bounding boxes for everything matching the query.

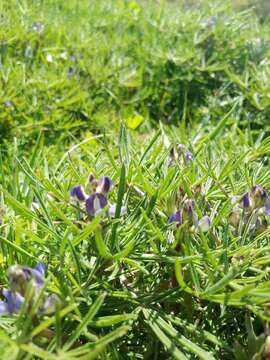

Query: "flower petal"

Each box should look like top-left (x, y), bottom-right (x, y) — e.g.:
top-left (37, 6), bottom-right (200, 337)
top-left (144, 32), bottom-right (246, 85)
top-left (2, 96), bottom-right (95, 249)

top-left (168, 210), bottom-right (182, 226)
top-left (184, 150), bottom-right (193, 162)
top-left (265, 197), bottom-right (270, 216)
top-left (2, 289), bottom-right (24, 314)
top-left (0, 302), bottom-right (9, 315)
top-left (108, 204), bottom-right (127, 218)
top-left (96, 176), bottom-right (113, 194)
top-left (34, 263), bottom-right (46, 276)
top-left (242, 192), bottom-right (251, 209)
top-left (86, 193), bottom-right (107, 216)
top-left (70, 185), bottom-right (86, 201)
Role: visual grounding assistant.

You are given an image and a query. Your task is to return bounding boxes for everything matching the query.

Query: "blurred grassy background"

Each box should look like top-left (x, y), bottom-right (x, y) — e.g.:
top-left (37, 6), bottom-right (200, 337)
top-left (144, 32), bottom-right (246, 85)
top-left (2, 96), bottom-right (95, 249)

top-left (0, 0), bottom-right (269, 148)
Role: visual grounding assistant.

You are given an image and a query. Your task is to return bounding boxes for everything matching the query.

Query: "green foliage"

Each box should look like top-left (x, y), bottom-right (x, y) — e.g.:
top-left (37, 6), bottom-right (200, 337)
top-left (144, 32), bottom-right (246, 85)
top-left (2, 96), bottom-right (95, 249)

top-left (0, 122), bottom-right (270, 358)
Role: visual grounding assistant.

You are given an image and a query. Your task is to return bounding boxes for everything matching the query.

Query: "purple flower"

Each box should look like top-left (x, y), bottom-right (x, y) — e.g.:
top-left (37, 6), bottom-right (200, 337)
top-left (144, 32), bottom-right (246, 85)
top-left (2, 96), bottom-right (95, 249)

top-left (86, 193), bottom-right (108, 216)
top-left (4, 100), bottom-right (14, 108)
top-left (241, 192), bottom-right (251, 209)
top-left (0, 263), bottom-right (59, 316)
top-left (85, 174), bottom-right (113, 216)
top-left (184, 150), bottom-right (193, 163)
top-left (169, 144), bottom-right (193, 165)
top-left (168, 210), bottom-right (182, 227)
top-left (71, 174), bottom-right (114, 217)
top-left (70, 185), bottom-right (86, 202)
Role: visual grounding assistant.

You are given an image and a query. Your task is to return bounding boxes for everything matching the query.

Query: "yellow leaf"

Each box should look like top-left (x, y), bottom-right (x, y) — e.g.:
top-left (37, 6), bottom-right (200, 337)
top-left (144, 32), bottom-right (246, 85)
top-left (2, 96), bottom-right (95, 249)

top-left (126, 114), bottom-right (144, 130)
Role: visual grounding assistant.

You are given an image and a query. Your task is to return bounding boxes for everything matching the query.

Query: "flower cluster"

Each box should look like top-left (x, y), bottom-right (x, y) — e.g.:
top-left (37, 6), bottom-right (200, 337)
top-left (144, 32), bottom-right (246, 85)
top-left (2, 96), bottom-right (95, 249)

top-left (230, 184), bottom-right (270, 234)
top-left (0, 263), bottom-right (57, 316)
top-left (70, 173), bottom-right (127, 218)
top-left (169, 144), bottom-right (193, 166)
top-left (168, 198), bottom-right (211, 233)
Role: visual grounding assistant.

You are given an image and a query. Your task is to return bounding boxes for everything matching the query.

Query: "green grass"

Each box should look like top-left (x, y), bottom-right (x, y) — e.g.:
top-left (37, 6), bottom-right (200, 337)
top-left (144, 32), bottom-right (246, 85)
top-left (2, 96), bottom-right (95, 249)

top-left (1, 0), bottom-right (270, 359)
top-left (1, 122), bottom-right (270, 359)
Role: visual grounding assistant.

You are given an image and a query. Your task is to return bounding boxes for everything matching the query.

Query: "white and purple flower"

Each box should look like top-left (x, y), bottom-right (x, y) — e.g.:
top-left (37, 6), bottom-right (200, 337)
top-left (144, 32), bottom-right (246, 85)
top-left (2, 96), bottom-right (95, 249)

top-left (168, 199), bottom-right (210, 232)
top-left (70, 174), bottom-right (127, 218)
top-left (0, 262), bottom-right (56, 316)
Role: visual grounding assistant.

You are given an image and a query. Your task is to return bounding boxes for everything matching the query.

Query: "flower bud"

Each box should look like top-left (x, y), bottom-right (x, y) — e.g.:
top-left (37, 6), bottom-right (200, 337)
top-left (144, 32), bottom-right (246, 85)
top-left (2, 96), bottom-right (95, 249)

top-left (250, 185), bottom-right (267, 208)
top-left (198, 216), bottom-right (211, 232)
top-left (229, 206), bottom-right (242, 227)
top-left (240, 192), bottom-right (252, 210)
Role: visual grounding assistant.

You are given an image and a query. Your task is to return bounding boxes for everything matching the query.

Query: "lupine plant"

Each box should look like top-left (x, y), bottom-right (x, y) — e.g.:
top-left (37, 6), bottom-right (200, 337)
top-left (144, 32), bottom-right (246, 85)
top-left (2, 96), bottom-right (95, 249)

top-left (0, 121), bottom-right (270, 358)
top-left (70, 174), bottom-right (127, 218)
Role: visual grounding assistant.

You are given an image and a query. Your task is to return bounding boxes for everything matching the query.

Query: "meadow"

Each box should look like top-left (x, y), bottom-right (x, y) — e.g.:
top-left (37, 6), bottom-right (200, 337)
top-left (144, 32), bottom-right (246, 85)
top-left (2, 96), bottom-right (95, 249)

top-left (1, 0), bottom-right (270, 359)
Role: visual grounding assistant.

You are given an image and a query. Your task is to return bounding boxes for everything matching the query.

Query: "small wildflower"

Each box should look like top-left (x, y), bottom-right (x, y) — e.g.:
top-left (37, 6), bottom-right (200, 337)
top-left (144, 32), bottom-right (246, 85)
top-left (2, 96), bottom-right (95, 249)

top-left (169, 144), bottom-right (193, 166)
top-left (96, 176), bottom-right (113, 194)
top-left (8, 262), bottom-right (45, 296)
top-left (0, 289), bottom-right (24, 315)
top-left (4, 100), bottom-right (14, 108)
top-left (184, 150), bottom-right (193, 163)
top-left (85, 175), bottom-right (113, 216)
top-left (70, 174), bottom-right (125, 219)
